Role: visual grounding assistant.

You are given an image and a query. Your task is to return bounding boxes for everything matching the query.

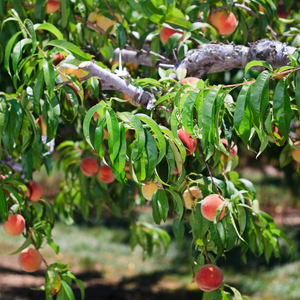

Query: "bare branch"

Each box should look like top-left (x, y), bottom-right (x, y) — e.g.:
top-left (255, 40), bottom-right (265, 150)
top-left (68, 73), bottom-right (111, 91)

top-left (177, 39), bottom-right (296, 77)
top-left (79, 61), bottom-right (156, 109)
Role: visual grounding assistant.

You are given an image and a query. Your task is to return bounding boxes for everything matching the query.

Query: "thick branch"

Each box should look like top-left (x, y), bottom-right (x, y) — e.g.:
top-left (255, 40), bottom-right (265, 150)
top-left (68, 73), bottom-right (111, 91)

top-left (79, 61), bottom-right (156, 109)
top-left (177, 39), bottom-right (296, 77)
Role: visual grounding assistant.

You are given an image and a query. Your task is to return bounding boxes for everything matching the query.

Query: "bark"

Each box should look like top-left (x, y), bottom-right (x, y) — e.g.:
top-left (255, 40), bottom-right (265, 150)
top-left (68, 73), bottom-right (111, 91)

top-left (79, 61), bottom-right (156, 110)
top-left (177, 39), bottom-right (296, 77)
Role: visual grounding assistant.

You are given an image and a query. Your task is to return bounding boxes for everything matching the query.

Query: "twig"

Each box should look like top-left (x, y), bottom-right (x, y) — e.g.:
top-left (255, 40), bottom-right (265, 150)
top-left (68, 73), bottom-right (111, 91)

top-left (203, 246), bottom-right (210, 263)
top-left (198, 140), bottom-right (222, 198)
top-left (27, 228), bottom-right (49, 268)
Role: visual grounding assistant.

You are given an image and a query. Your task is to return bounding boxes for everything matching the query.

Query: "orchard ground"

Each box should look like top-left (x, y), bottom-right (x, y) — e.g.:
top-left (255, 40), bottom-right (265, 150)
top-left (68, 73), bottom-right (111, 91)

top-left (1, 161), bottom-right (300, 300)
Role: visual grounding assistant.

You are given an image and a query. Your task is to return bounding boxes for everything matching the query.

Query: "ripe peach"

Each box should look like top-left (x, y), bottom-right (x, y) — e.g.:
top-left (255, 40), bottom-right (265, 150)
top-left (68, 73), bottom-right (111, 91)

top-left (123, 93), bottom-right (140, 107)
top-left (87, 12), bottom-right (121, 34)
top-left (201, 194), bottom-right (225, 221)
top-left (277, 1), bottom-right (288, 19)
top-left (220, 139), bottom-right (238, 162)
top-left (291, 141), bottom-right (300, 163)
top-left (97, 165), bottom-right (115, 183)
top-left (181, 77), bottom-right (200, 85)
top-left (80, 157), bottom-right (99, 177)
top-left (196, 264), bottom-right (223, 291)
top-left (18, 248), bottom-right (42, 273)
top-left (53, 52), bottom-right (64, 66)
top-left (208, 11), bottom-right (238, 36)
top-left (4, 214), bottom-right (25, 236)
top-left (64, 67), bottom-right (86, 79)
top-left (46, 0), bottom-right (60, 14)
top-left (36, 116), bottom-right (47, 136)
top-left (26, 181), bottom-right (43, 202)
top-left (160, 27), bottom-right (183, 45)
top-left (177, 129), bottom-right (197, 156)
top-left (142, 182), bottom-right (161, 201)
top-left (182, 186), bottom-right (203, 210)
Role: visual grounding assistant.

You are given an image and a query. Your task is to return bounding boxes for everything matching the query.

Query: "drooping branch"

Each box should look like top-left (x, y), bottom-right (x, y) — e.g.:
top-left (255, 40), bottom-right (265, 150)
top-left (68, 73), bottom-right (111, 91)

top-left (79, 61), bottom-right (156, 110)
top-left (177, 39), bottom-right (296, 77)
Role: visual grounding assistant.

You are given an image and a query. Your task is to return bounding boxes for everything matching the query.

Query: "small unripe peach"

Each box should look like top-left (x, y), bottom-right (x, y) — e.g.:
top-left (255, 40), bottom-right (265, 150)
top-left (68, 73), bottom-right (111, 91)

top-left (46, 0), bottom-right (60, 14)
top-left (201, 194), bottom-right (225, 221)
top-left (220, 139), bottom-right (238, 162)
top-left (160, 27), bottom-right (183, 45)
top-left (18, 248), bottom-right (42, 273)
top-left (4, 214), bottom-right (25, 236)
top-left (80, 157), bottom-right (99, 177)
top-left (177, 129), bottom-right (197, 156)
top-left (291, 141), bottom-right (300, 163)
top-left (182, 186), bottom-right (203, 210)
top-left (269, 125), bottom-right (282, 143)
top-left (97, 165), bottom-right (115, 183)
top-left (208, 11), bottom-right (238, 36)
top-left (142, 182), bottom-right (161, 201)
top-left (87, 12), bottom-right (121, 34)
top-left (26, 181), bottom-right (43, 202)
top-left (181, 77), bottom-right (199, 85)
top-left (196, 264), bottom-right (223, 291)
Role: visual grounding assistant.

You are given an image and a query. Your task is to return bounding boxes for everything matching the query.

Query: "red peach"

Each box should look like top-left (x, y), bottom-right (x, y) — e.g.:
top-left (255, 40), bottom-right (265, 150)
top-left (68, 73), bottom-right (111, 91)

top-left (3, 214), bottom-right (25, 236)
top-left (26, 181), bottom-right (43, 202)
top-left (18, 248), bottom-right (42, 273)
top-left (291, 141), bottom-right (300, 163)
top-left (97, 165), bottom-right (115, 183)
top-left (182, 186), bottom-right (203, 210)
top-left (53, 53), bottom-right (64, 66)
top-left (196, 264), bottom-right (223, 291)
top-left (80, 157), bottom-right (99, 177)
top-left (201, 194), bottom-right (225, 221)
top-left (208, 11), bottom-right (238, 36)
top-left (177, 129), bottom-right (197, 156)
top-left (160, 27), bottom-right (183, 45)
top-left (220, 139), bottom-right (238, 162)
top-left (181, 77), bottom-right (200, 85)
top-left (46, 0), bottom-right (60, 14)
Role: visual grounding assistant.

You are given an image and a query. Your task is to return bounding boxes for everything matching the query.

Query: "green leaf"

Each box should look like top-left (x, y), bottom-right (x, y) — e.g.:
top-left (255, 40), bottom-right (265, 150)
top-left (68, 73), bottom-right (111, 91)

top-left (136, 113), bottom-right (166, 163)
top-left (116, 23), bottom-right (127, 48)
top-left (4, 31), bottom-right (22, 77)
top-left (43, 57), bottom-right (55, 100)
top-left (0, 187), bottom-right (8, 222)
top-left (83, 103), bottom-right (104, 150)
top-left (167, 189), bottom-right (184, 219)
top-left (60, 280), bottom-right (75, 300)
top-left (273, 78), bottom-right (292, 138)
top-left (34, 23), bottom-right (64, 40)
top-left (106, 109), bottom-right (120, 164)
top-left (61, 0), bottom-right (70, 29)
top-left (191, 203), bottom-right (210, 240)
top-left (182, 91), bottom-right (197, 135)
top-left (65, 273), bottom-right (85, 300)
top-left (25, 19), bottom-right (37, 54)
top-left (202, 86), bottom-right (221, 143)
top-left (22, 148), bottom-right (33, 180)
top-left (10, 237), bottom-right (31, 255)
top-left (295, 70), bottom-right (300, 118)
top-left (120, 112), bottom-right (145, 160)
top-left (270, 228), bottom-right (294, 259)
top-left (34, 0), bottom-right (46, 22)
top-left (234, 84), bottom-right (252, 144)
top-left (113, 123), bottom-right (127, 179)
top-left (249, 71), bottom-right (270, 127)
top-left (12, 38), bottom-right (32, 74)
top-left (0, 97), bottom-right (9, 143)
top-left (145, 130), bottom-right (158, 180)
top-left (61, 85), bottom-right (78, 117)
top-left (172, 218), bottom-right (185, 241)
top-left (45, 40), bottom-right (91, 61)
top-left (245, 60), bottom-right (273, 76)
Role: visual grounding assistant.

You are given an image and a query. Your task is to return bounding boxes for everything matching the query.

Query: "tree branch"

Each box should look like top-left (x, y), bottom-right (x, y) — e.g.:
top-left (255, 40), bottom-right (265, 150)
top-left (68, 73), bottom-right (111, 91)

top-left (79, 61), bottom-right (156, 109)
top-left (177, 39), bottom-right (296, 77)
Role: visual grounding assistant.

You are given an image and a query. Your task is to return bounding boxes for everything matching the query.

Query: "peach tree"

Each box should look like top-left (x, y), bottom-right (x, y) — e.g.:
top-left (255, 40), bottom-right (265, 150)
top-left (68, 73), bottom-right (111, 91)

top-left (0, 0), bottom-right (298, 299)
